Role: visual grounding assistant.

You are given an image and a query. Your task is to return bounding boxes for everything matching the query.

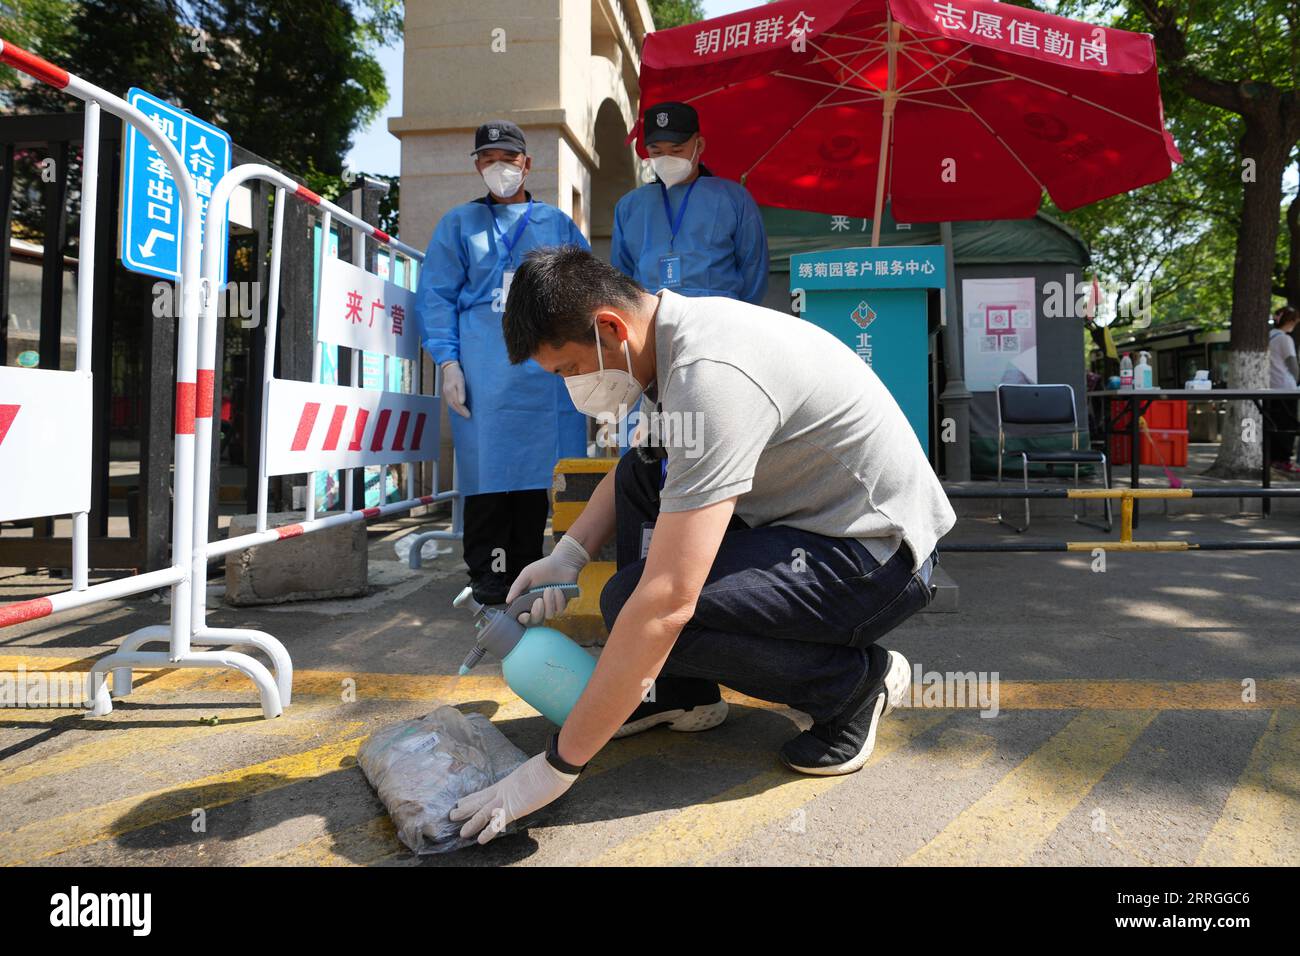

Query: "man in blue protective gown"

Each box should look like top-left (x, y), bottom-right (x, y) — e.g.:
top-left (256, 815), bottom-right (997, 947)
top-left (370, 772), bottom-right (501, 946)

top-left (611, 101), bottom-right (768, 303)
top-left (416, 120), bottom-right (589, 605)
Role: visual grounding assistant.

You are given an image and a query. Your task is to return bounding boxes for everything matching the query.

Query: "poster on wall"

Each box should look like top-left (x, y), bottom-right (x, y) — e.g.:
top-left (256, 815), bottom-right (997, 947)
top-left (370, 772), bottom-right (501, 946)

top-left (961, 278), bottom-right (1038, 390)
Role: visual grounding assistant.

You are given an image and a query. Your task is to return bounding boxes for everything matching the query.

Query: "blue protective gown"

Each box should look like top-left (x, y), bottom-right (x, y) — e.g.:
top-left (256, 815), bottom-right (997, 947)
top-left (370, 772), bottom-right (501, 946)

top-left (610, 170), bottom-right (769, 303)
top-left (416, 193), bottom-right (589, 496)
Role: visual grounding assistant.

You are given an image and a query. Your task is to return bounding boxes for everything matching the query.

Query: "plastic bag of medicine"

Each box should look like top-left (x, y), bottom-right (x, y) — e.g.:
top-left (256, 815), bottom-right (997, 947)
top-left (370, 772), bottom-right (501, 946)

top-left (357, 705), bottom-right (528, 854)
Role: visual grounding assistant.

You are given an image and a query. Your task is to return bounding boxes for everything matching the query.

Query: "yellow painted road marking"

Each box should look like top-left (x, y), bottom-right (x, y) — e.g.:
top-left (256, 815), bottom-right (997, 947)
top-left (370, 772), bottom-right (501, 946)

top-left (1197, 709), bottom-right (1300, 866)
top-left (256, 816), bottom-right (401, 867)
top-left (0, 731), bottom-right (367, 866)
top-left (4, 655), bottom-right (1296, 710)
top-left (907, 709), bottom-right (1157, 866)
top-left (587, 710), bottom-right (950, 867)
top-left (901, 680), bottom-right (1299, 710)
top-left (183, 668), bottom-right (509, 703)
top-left (0, 654), bottom-right (243, 698)
top-left (0, 653), bottom-right (512, 708)
top-left (928, 727), bottom-right (998, 780)
top-left (252, 703), bottom-right (785, 866)
top-left (0, 699), bottom-right (348, 787)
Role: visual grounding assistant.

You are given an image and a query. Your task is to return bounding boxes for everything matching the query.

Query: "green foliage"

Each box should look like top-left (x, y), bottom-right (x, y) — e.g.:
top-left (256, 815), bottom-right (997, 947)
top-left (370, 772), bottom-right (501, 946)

top-left (0, 0), bottom-right (75, 74)
top-left (648, 0), bottom-right (705, 31)
top-left (1039, 1), bottom-right (1300, 334)
top-left (1, 0), bottom-right (393, 184)
top-left (304, 165), bottom-right (400, 235)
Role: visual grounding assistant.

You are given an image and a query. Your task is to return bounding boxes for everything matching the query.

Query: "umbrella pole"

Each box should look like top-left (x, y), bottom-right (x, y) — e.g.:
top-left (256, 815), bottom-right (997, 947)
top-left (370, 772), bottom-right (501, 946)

top-left (939, 221), bottom-right (972, 481)
top-left (870, 19), bottom-right (900, 247)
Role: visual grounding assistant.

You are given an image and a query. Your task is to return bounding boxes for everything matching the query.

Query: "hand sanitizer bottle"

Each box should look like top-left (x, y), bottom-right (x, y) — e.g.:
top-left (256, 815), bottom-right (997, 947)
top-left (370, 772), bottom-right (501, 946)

top-left (1135, 351), bottom-right (1153, 390)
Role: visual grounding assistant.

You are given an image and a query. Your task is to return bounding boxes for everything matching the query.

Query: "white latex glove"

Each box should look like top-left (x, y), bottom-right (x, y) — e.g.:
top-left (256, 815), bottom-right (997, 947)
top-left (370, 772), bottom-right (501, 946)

top-left (507, 534), bottom-right (590, 625)
top-left (449, 752), bottom-right (578, 845)
top-left (441, 360), bottom-right (470, 419)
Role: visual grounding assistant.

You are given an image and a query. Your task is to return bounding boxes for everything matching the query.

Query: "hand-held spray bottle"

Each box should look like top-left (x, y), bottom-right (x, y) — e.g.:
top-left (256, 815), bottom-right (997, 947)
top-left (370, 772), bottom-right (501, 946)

top-left (453, 584), bottom-right (595, 725)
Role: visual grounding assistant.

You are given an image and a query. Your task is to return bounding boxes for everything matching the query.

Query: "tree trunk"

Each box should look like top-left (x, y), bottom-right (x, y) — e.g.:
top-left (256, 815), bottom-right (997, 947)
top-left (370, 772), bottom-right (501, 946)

top-left (1279, 182), bottom-right (1299, 306)
top-left (1207, 111), bottom-right (1291, 478)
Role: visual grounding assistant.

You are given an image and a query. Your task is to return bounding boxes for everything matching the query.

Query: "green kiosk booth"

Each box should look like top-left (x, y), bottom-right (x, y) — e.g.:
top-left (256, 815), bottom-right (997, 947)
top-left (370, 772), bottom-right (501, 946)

top-left (790, 244), bottom-right (945, 456)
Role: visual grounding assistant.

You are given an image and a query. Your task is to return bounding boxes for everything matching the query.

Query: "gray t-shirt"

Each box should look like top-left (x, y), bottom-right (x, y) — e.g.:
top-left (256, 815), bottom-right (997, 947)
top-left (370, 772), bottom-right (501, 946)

top-left (645, 289), bottom-right (955, 572)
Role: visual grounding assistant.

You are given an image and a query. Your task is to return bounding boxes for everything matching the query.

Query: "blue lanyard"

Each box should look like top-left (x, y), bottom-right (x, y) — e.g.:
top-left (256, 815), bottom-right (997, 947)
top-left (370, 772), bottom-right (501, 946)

top-left (659, 179), bottom-right (698, 252)
top-left (490, 198), bottom-right (533, 265)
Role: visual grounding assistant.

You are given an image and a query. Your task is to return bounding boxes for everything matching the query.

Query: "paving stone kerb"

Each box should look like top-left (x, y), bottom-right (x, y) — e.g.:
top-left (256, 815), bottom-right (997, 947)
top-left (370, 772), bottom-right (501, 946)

top-left (224, 512), bottom-right (368, 606)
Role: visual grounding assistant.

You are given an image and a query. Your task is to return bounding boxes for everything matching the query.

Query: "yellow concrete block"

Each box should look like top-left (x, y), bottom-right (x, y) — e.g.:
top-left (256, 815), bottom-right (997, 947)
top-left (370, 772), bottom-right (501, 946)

top-left (549, 561), bottom-right (615, 646)
top-left (553, 456), bottom-right (618, 476)
top-left (551, 500), bottom-right (587, 534)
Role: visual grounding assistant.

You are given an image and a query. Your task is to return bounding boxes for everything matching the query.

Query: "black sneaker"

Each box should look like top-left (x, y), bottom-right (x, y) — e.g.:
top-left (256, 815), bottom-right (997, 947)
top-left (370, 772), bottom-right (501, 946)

top-left (780, 646), bottom-right (911, 776)
top-left (470, 574), bottom-right (509, 606)
top-left (612, 676), bottom-right (729, 739)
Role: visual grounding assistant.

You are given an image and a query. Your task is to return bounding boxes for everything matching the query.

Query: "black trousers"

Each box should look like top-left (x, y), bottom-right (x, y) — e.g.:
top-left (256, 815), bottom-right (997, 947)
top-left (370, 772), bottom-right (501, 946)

top-left (1266, 398), bottom-right (1299, 464)
top-left (462, 489), bottom-right (550, 585)
top-left (599, 451), bottom-right (936, 724)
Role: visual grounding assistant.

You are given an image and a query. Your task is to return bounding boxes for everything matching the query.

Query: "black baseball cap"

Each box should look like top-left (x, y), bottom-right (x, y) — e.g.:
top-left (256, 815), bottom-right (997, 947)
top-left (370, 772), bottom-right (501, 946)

top-left (471, 120), bottom-right (526, 155)
top-left (643, 102), bottom-right (699, 146)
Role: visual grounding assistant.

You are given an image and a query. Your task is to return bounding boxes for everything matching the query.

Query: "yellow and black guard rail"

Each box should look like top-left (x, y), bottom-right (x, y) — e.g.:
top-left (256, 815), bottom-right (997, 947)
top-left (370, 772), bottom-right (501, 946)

top-left (941, 487), bottom-right (1300, 552)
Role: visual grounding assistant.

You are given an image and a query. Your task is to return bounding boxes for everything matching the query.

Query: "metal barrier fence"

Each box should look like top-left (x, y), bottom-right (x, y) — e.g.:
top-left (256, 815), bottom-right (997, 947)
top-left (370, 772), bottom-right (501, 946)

top-left (0, 40), bottom-right (294, 717)
top-left (0, 42), bottom-right (463, 719)
top-left (941, 486), bottom-right (1300, 552)
top-left (91, 164), bottom-right (467, 717)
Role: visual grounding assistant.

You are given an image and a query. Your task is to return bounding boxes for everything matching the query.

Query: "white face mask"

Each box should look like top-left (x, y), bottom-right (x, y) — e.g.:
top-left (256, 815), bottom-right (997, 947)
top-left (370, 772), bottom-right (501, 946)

top-left (651, 141), bottom-right (699, 187)
top-left (482, 160), bottom-right (525, 198)
top-left (565, 320), bottom-right (644, 420)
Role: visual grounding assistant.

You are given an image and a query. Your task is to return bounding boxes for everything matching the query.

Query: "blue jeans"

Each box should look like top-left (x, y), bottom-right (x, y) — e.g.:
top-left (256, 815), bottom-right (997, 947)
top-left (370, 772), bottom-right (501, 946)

top-left (599, 451), bottom-right (937, 725)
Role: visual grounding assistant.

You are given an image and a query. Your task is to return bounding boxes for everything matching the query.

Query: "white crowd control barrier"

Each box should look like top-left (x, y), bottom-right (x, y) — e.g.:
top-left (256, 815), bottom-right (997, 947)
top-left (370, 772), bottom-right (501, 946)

top-left (99, 164), bottom-right (464, 717)
top-left (0, 41), bottom-right (288, 720)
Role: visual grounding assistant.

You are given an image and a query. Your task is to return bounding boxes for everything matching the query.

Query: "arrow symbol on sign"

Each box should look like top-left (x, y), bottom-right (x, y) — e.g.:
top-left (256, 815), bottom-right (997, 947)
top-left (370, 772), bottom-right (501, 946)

top-left (138, 228), bottom-right (175, 258)
top-left (0, 404), bottom-right (19, 449)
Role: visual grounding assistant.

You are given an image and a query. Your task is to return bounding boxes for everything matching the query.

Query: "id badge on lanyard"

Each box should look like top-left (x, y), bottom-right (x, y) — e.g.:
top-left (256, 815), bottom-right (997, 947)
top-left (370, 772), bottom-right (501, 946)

top-left (491, 199), bottom-right (532, 308)
top-left (658, 179), bottom-right (698, 291)
top-left (658, 255), bottom-right (682, 288)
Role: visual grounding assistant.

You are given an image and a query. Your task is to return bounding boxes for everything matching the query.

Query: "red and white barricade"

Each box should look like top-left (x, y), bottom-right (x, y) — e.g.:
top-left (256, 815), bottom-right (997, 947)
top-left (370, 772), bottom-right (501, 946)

top-left (98, 163), bottom-right (463, 717)
top-left (0, 40), bottom-right (287, 717)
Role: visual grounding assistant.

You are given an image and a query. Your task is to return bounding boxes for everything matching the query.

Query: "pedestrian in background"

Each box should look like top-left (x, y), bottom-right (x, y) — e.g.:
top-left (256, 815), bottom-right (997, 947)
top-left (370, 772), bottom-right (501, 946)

top-left (1268, 306), bottom-right (1300, 477)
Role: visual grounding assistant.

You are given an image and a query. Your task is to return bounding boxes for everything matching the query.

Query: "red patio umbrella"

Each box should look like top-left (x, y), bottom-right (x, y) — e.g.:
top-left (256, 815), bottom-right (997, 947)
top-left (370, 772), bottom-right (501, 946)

top-left (632, 0), bottom-right (1181, 243)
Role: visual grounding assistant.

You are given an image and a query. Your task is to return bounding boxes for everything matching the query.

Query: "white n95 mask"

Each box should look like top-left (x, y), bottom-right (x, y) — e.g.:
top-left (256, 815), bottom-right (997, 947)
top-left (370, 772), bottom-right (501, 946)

top-left (650, 141), bottom-right (699, 187)
top-left (565, 321), bottom-right (644, 420)
top-left (482, 161), bottom-right (524, 198)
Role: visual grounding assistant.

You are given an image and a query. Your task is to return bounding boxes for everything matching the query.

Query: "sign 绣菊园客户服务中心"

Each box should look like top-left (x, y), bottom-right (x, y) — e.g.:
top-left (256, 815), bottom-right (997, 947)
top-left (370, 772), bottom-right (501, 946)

top-left (791, 245), bottom-right (943, 454)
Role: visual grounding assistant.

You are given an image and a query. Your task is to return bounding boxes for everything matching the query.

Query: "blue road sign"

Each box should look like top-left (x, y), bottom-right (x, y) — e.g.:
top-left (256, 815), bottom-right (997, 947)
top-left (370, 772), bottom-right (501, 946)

top-left (120, 87), bottom-right (231, 282)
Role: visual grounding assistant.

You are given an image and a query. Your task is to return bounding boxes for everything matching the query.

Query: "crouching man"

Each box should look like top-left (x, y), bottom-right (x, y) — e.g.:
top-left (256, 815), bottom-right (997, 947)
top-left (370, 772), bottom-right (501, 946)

top-left (449, 247), bottom-right (955, 844)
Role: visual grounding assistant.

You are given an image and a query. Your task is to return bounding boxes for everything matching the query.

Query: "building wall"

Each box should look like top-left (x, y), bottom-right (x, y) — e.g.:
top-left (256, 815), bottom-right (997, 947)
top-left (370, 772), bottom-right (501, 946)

top-left (391, 0), bottom-right (652, 251)
top-left (392, 0), bottom-right (653, 484)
